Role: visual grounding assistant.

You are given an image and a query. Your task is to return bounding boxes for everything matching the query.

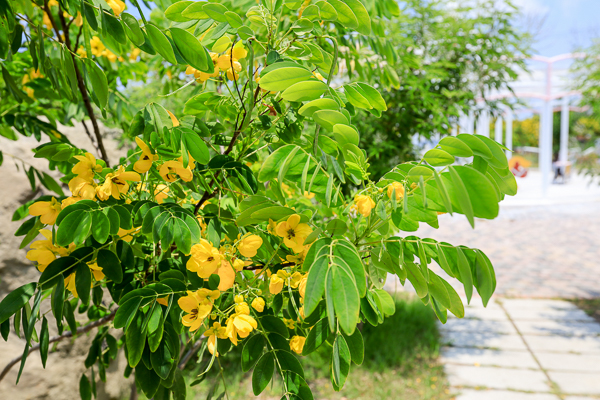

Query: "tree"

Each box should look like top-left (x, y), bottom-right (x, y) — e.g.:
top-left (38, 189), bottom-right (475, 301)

top-left (0, 0), bottom-right (516, 398)
top-left (354, 0), bottom-right (530, 179)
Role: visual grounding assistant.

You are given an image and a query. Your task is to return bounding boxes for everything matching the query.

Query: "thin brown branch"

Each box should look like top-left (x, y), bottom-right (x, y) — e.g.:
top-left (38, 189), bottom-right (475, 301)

top-left (0, 308), bottom-right (117, 383)
top-left (178, 337), bottom-right (205, 369)
top-left (57, 10), bottom-right (110, 166)
top-left (43, 0), bottom-right (63, 43)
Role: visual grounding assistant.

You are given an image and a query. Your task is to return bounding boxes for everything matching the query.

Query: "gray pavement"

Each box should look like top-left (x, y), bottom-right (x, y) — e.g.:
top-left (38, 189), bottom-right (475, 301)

top-left (442, 299), bottom-right (600, 399)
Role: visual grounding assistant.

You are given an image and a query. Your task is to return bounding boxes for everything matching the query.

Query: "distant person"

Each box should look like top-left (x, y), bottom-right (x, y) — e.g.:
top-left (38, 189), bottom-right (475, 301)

top-left (508, 155), bottom-right (531, 178)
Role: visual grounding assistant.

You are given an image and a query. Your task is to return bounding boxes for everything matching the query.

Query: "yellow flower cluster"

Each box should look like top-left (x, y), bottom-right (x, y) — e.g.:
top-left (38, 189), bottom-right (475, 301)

top-left (275, 214), bottom-right (312, 253)
top-left (185, 44), bottom-right (248, 83)
top-left (224, 297), bottom-right (257, 346)
top-left (177, 289), bottom-right (220, 332)
top-left (353, 194), bottom-right (376, 217)
top-left (269, 269), bottom-right (305, 295)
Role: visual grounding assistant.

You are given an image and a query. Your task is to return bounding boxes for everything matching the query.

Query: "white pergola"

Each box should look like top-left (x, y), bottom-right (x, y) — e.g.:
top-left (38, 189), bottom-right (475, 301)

top-left (455, 53), bottom-right (585, 197)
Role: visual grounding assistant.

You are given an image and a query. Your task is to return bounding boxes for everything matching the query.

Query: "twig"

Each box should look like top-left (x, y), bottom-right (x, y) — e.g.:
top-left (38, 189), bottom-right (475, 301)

top-left (57, 10), bottom-right (110, 166)
top-left (0, 308), bottom-right (117, 383)
top-left (178, 337), bottom-right (205, 369)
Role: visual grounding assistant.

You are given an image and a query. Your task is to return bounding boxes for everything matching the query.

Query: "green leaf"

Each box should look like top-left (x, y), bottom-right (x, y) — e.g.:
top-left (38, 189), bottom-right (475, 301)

top-left (182, 129), bottom-right (210, 164)
top-left (252, 352), bottom-right (274, 395)
top-left (79, 374), bottom-right (92, 400)
top-left (443, 279), bottom-right (465, 318)
top-left (146, 24), bottom-right (177, 65)
top-left (423, 149), bottom-right (455, 167)
top-left (475, 250), bottom-right (496, 307)
top-left (299, 98), bottom-right (339, 117)
top-left (439, 136), bottom-right (473, 157)
top-left (476, 135), bottom-right (509, 169)
top-left (241, 334), bottom-right (265, 372)
top-left (51, 278), bottom-right (64, 329)
top-left (96, 249), bottom-right (123, 283)
top-left (84, 60), bottom-right (108, 109)
top-left (170, 27), bottom-right (211, 72)
top-left (261, 315), bottom-right (289, 338)
top-left (331, 335), bottom-right (351, 389)
top-left (302, 317), bottom-right (329, 355)
top-left (356, 83), bottom-right (387, 111)
top-left (121, 13), bottom-right (145, 46)
top-left (258, 67), bottom-right (313, 92)
top-left (448, 166), bottom-right (475, 228)
top-left (126, 312), bottom-right (147, 367)
top-left (304, 254), bottom-right (329, 316)
top-left (453, 166), bottom-right (499, 219)
top-left (165, 1), bottom-right (195, 22)
top-left (281, 80), bottom-right (328, 102)
top-left (456, 247), bottom-right (473, 303)
top-left (342, 0), bottom-right (371, 35)
top-left (0, 283), bottom-right (36, 324)
top-left (433, 170), bottom-right (453, 215)
top-left (203, 3), bottom-right (228, 21)
top-left (40, 316), bottom-right (49, 367)
top-left (456, 134), bottom-right (493, 159)
top-left (333, 124), bottom-right (360, 147)
top-left (343, 328), bottom-right (364, 365)
top-left (328, 0), bottom-right (358, 29)
top-left (75, 262), bottom-right (92, 305)
top-left (91, 210), bottom-right (110, 243)
top-left (372, 289), bottom-right (395, 317)
top-left (404, 262), bottom-right (428, 298)
top-left (312, 110), bottom-right (349, 131)
top-left (114, 297), bottom-right (141, 330)
top-left (331, 264), bottom-right (359, 335)
top-left (250, 206), bottom-right (295, 221)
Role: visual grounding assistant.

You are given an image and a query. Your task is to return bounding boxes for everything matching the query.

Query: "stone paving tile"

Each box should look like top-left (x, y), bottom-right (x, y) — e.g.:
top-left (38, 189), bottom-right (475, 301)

top-left (451, 306), bottom-right (509, 321)
top-left (504, 307), bottom-right (594, 322)
top-left (523, 334), bottom-right (600, 354)
top-left (548, 371), bottom-right (600, 395)
top-left (563, 397), bottom-right (600, 400)
top-left (413, 203), bottom-right (600, 299)
top-left (439, 318), bottom-right (517, 334)
top-left (501, 299), bottom-right (580, 310)
top-left (443, 331), bottom-right (528, 351)
top-left (445, 365), bottom-right (552, 392)
top-left (441, 346), bottom-right (538, 369)
top-left (455, 389), bottom-right (560, 400)
top-left (536, 352), bottom-right (600, 373)
top-left (513, 320), bottom-right (600, 336)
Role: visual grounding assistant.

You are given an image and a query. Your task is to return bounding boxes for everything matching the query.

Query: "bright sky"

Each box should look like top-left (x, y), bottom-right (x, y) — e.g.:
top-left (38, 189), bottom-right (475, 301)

top-left (514, 0), bottom-right (600, 56)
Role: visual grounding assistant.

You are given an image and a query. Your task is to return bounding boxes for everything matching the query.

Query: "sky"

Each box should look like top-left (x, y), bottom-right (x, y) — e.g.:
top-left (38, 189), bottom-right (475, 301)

top-left (514, 0), bottom-right (600, 57)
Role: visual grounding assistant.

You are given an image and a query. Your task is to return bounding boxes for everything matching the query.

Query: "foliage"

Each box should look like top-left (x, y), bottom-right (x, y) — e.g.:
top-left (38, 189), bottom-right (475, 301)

top-left (189, 295), bottom-right (450, 399)
top-left (354, 0), bottom-right (530, 179)
top-left (0, 0), bottom-right (516, 398)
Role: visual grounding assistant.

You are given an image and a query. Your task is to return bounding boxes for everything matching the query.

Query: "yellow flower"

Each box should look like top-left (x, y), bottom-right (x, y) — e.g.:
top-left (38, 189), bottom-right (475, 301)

top-left (178, 289), bottom-right (219, 332)
top-left (226, 45), bottom-right (248, 60)
top-left (118, 226), bottom-right (140, 242)
top-left (290, 335), bottom-right (306, 354)
top-left (187, 239), bottom-right (222, 277)
top-left (235, 301), bottom-right (250, 315)
top-left (275, 214), bottom-right (312, 253)
top-left (133, 137), bottom-right (158, 173)
top-left (285, 244), bottom-right (310, 265)
top-left (166, 110), bottom-right (180, 127)
top-left (313, 71), bottom-right (324, 81)
top-left (298, 275), bottom-right (307, 298)
top-left (72, 152), bottom-right (103, 180)
top-left (90, 36), bottom-right (105, 57)
top-left (225, 313), bottom-right (257, 346)
top-left (204, 321), bottom-right (228, 356)
top-left (72, 12), bottom-right (83, 27)
top-left (354, 194), bottom-right (376, 217)
top-left (157, 295), bottom-right (169, 306)
top-left (269, 270), bottom-right (289, 295)
top-left (155, 184), bottom-right (169, 204)
top-left (289, 272), bottom-right (303, 289)
top-left (106, 0), bottom-right (126, 16)
top-left (96, 166), bottom-right (141, 201)
top-left (129, 48), bottom-right (141, 61)
top-left (283, 318), bottom-right (295, 330)
top-left (26, 230), bottom-right (74, 272)
top-left (387, 182), bottom-right (405, 201)
top-left (159, 157), bottom-right (195, 183)
top-left (29, 197), bottom-right (62, 225)
top-left (267, 218), bottom-right (277, 235)
top-left (237, 234), bottom-right (263, 258)
top-left (232, 258), bottom-right (245, 272)
top-left (68, 176), bottom-right (96, 200)
top-left (42, 12), bottom-right (53, 30)
top-left (88, 262), bottom-right (104, 281)
top-left (234, 294), bottom-right (244, 303)
top-left (61, 196), bottom-right (82, 208)
top-left (251, 297), bottom-right (265, 312)
top-left (217, 54), bottom-right (233, 71)
top-left (216, 260), bottom-right (236, 291)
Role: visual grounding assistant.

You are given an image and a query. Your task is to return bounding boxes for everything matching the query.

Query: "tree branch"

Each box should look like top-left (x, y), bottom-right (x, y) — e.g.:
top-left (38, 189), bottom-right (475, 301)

top-left (57, 10), bottom-right (110, 166)
top-left (0, 308), bottom-right (117, 383)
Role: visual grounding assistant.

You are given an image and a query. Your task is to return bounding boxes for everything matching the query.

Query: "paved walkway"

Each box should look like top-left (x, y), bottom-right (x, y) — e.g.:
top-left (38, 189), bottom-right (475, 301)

top-left (442, 298), bottom-right (600, 400)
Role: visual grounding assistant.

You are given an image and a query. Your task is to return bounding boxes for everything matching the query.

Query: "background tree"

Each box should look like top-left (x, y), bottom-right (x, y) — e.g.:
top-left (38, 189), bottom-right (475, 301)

top-left (354, 0), bottom-right (530, 179)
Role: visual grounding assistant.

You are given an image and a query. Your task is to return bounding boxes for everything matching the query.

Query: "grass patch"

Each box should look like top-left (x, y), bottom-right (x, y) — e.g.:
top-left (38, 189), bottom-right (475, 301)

top-left (570, 298), bottom-right (600, 323)
top-left (187, 294), bottom-right (452, 400)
